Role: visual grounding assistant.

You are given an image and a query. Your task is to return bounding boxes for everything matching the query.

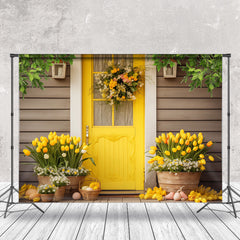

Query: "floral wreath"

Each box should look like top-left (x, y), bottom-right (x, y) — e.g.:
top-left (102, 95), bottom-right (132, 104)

top-left (95, 62), bottom-right (144, 105)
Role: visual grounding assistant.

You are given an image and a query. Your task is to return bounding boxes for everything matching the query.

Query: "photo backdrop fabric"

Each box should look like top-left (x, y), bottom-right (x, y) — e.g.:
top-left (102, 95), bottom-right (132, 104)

top-left (0, 0), bottom-right (240, 185)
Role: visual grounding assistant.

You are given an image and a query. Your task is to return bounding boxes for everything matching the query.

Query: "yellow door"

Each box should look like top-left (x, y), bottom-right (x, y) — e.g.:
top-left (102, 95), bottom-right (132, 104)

top-left (82, 54), bottom-right (145, 190)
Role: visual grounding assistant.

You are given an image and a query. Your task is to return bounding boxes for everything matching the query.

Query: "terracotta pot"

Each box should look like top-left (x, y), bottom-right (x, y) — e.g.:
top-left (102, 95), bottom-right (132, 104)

top-left (38, 176), bottom-right (51, 185)
top-left (65, 176), bottom-right (86, 193)
top-left (54, 186), bottom-right (66, 202)
top-left (40, 193), bottom-right (54, 202)
top-left (157, 171), bottom-right (201, 195)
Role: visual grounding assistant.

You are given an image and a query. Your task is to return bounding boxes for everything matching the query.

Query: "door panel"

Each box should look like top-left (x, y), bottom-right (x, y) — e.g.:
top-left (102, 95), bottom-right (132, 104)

top-left (82, 54), bottom-right (145, 190)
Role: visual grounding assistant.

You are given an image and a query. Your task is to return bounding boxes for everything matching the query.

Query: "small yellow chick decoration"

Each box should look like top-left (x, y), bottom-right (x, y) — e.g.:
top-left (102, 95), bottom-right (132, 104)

top-left (139, 187), bottom-right (166, 201)
top-left (188, 185), bottom-right (222, 203)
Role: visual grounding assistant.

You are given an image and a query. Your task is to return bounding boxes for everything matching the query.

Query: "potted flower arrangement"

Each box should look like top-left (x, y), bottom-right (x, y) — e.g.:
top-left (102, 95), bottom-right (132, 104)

top-left (38, 184), bottom-right (56, 202)
top-left (95, 62), bottom-right (144, 105)
top-left (23, 132), bottom-right (95, 191)
top-left (50, 175), bottom-right (70, 201)
top-left (148, 129), bottom-right (214, 194)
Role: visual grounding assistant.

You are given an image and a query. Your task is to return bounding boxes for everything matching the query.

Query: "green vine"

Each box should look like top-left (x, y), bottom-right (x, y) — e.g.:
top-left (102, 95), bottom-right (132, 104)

top-left (152, 54), bottom-right (222, 96)
top-left (19, 54), bottom-right (75, 98)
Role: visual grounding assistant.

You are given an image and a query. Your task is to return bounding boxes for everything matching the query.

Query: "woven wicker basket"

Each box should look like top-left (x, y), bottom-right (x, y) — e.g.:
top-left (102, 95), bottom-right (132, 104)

top-left (79, 177), bottom-right (101, 201)
top-left (79, 189), bottom-right (101, 201)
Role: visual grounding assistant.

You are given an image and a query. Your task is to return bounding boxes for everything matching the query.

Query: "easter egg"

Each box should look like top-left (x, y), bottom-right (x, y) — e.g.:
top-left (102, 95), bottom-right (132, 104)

top-left (86, 187), bottom-right (93, 191)
top-left (72, 192), bottom-right (81, 200)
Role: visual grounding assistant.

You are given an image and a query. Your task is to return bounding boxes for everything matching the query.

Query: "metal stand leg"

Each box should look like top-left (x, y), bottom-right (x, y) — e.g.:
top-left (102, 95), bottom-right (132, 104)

top-left (0, 54), bottom-right (44, 218)
top-left (197, 54), bottom-right (240, 218)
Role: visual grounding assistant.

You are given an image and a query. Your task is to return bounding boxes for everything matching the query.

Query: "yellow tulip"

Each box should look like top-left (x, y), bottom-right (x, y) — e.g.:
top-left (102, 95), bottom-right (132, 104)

top-left (60, 139), bottom-right (65, 145)
top-left (200, 165), bottom-right (205, 171)
top-left (70, 144), bottom-right (74, 150)
top-left (177, 145), bottom-right (181, 150)
top-left (208, 155), bottom-right (214, 161)
top-left (155, 137), bottom-right (161, 143)
top-left (200, 159), bottom-right (206, 165)
top-left (66, 138), bottom-right (70, 144)
top-left (172, 148), bottom-right (177, 153)
top-left (199, 154), bottom-right (204, 159)
top-left (74, 140), bottom-right (78, 145)
top-left (77, 137), bottom-right (81, 143)
top-left (148, 159), bottom-right (155, 164)
top-left (182, 134), bottom-right (187, 139)
top-left (149, 149), bottom-right (156, 155)
top-left (36, 147), bottom-right (41, 153)
top-left (165, 150), bottom-right (170, 156)
top-left (186, 132), bottom-right (191, 138)
top-left (34, 138), bottom-right (39, 143)
top-left (23, 149), bottom-right (31, 156)
top-left (150, 146), bottom-right (157, 151)
top-left (179, 138), bottom-right (184, 145)
top-left (189, 136), bottom-right (193, 142)
top-left (61, 146), bottom-right (65, 151)
top-left (32, 140), bottom-right (37, 146)
top-left (157, 157), bottom-right (164, 165)
top-left (198, 139), bottom-right (203, 144)
top-left (180, 129), bottom-right (184, 135)
top-left (181, 151), bottom-right (186, 156)
top-left (193, 146), bottom-right (198, 151)
top-left (75, 148), bottom-right (80, 154)
top-left (42, 141), bottom-right (47, 147)
top-left (207, 141), bottom-right (213, 147)
top-left (185, 140), bottom-right (190, 146)
top-left (65, 146), bottom-right (69, 151)
top-left (37, 142), bottom-right (42, 148)
top-left (50, 140), bottom-right (55, 146)
top-left (186, 147), bottom-right (191, 153)
top-left (192, 134), bottom-right (197, 139)
top-left (199, 144), bottom-right (204, 150)
top-left (43, 147), bottom-right (48, 153)
top-left (193, 141), bottom-right (197, 146)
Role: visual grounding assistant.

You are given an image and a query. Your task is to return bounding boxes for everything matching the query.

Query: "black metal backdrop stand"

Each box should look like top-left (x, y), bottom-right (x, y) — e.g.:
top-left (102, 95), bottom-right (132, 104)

top-left (0, 54), bottom-right (44, 218)
top-left (197, 53), bottom-right (240, 218)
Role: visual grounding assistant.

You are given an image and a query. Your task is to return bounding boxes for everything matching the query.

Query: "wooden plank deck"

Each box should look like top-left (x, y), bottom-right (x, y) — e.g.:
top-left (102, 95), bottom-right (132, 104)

top-left (0, 182), bottom-right (240, 240)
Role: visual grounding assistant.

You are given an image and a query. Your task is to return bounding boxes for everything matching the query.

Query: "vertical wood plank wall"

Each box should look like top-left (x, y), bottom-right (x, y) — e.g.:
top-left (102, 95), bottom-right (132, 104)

top-left (19, 65), bottom-right (70, 185)
top-left (157, 66), bottom-right (222, 190)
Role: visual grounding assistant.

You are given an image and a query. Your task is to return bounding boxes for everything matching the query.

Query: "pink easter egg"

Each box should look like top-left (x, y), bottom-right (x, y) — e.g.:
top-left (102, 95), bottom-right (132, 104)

top-left (72, 192), bottom-right (81, 200)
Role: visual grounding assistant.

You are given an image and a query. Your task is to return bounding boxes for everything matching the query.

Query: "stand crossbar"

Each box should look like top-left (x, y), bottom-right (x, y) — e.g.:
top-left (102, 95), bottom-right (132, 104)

top-left (0, 54), bottom-right (44, 218)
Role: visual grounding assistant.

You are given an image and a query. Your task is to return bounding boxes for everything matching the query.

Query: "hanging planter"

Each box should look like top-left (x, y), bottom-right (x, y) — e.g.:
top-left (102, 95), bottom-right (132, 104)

top-left (52, 62), bottom-right (66, 79)
top-left (163, 60), bottom-right (177, 78)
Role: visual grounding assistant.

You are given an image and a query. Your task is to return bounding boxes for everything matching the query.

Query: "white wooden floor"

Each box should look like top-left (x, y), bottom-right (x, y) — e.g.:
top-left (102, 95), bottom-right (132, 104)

top-left (0, 183), bottom-right (240, 240)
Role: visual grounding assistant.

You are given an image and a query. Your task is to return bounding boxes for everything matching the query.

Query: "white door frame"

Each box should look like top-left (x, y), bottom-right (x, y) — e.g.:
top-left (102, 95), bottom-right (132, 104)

top-left (70, 55), bottom-right (157, 188)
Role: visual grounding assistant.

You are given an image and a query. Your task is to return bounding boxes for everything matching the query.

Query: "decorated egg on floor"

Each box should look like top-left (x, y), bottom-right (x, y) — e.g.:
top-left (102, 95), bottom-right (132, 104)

top-left (72, 192), bottom-right (81, 200)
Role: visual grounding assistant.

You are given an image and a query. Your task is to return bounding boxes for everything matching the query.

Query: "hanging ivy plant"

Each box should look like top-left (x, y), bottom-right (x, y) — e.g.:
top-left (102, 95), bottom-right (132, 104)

top-left (19, 54), bottom-right (75, 98)
top-left (152, 54), bottom-right (222, 96)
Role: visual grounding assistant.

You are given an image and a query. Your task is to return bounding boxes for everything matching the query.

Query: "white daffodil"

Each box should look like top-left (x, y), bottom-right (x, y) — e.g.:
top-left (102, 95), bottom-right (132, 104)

top-left (62, 153), bottom-right (67, 157)
top-left (44, 154), bottom-right (49, 159)
top-left (81, 150), bottom-right (87, 154)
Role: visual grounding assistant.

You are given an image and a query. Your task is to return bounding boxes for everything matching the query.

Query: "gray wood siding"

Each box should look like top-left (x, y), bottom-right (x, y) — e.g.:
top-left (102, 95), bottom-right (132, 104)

top-left (157, 66), bottom-right (222, 190)
top-left (19, 65), bottom-right (70, 185)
